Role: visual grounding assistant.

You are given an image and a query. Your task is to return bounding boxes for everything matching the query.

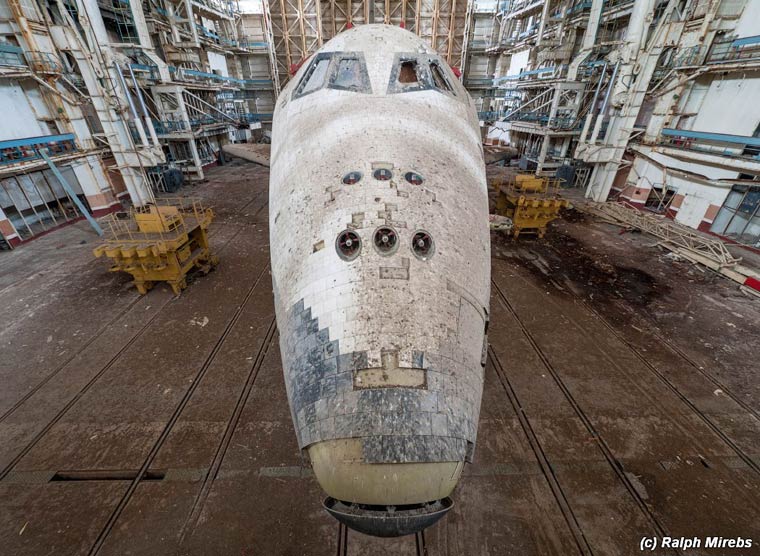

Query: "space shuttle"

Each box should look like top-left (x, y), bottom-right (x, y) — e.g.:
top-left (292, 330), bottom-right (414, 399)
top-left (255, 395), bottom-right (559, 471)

top-left (268, 24), bottom-right (490, 537)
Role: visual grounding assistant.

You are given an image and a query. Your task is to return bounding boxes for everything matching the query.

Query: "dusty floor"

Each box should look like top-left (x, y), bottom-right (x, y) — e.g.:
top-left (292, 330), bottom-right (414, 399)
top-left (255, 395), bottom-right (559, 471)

top-left (1, 161), bottom-right (759, 555)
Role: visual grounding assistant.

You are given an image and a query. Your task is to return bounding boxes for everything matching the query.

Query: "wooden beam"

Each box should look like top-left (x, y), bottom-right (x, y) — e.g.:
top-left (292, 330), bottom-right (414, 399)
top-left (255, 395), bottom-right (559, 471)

top-left (331, 0), bottom-right (337, 36)
top-left (446, 0), bottom-right (456, 63)
top-left (315, 0), bottom-right (324, 46)
top-left (431, 0), bottom-right (440, 50)
top-left (414, 0), bottom-right (420, 35)
top-left (278, 0), bottom-right (292, 70)
top-left (296, 0), bottom-right (308, 58)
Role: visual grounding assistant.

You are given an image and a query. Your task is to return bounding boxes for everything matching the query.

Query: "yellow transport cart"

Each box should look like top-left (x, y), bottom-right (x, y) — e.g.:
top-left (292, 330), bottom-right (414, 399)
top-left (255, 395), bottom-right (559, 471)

top-left (492, 174), bottom-right (569, 238)
top-left (93, 198), bottom-right (218, 295)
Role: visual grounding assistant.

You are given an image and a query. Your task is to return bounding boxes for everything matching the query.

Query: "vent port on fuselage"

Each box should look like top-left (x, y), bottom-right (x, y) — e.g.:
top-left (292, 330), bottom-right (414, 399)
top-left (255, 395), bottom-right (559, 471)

top-left (373, 227), bottom-right (398, 256)
top-left (343, 171), bottom-right (362, 185)
top-left (404, 172), bottom-right (424, 185)
top-left (373, 168), bottom-right (393, 181)
top-left (336, 230), bottom-right (362, 261)
top-left (412, 231), bottom-right (435, 260)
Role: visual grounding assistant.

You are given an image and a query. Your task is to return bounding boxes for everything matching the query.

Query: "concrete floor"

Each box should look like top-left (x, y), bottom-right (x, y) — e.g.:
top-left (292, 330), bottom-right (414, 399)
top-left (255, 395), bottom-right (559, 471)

top-left (1, 161), bottom-right (759, 555)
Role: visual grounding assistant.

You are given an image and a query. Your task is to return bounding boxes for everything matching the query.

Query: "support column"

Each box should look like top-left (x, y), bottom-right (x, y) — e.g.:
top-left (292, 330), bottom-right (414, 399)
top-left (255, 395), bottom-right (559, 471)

top-left (567, 0), bottom-right (604, 80)
top-left (185, 0), bottom-right (201, 47)
top-left (81, 0), bottom-right (113, 45)
top-left (611, 0), bottom-right (655, 99)
top-left (128, 0), bottom-right (154, 50)
top-left (586, 161), bottom-right (619, 201)
top-left (537, 136), bottom-right (550, 174)
top-left (70, 0), bottom-right (159, 207)
top-left (72, 155), bottom-right (123, 217)
top-left (0, 206), bottom-right (22, 248)
top-left (537, 0), bottom-right (550, 40)
top-left (188, 139), bottom-right (204, 180)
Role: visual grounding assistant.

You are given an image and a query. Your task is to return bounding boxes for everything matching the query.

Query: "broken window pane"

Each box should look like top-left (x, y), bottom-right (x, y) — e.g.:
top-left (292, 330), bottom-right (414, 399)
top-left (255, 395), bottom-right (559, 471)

top-left (332, 58), bottom-right (363, 90)
top-left (294, 56), bottom-right (331, 97)
top-left (328, 53), bottom-right (371, 93)
top-left (399, 60), bottom-right (419, 84)
top-left (388, 53), bottom-right (462, 96)
top-left (431, 62), bottom-right (452, 92)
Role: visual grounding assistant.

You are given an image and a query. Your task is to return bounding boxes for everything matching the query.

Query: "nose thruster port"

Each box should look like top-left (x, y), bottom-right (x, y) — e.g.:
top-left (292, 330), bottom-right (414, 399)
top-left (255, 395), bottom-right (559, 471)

top-left (337, 230), bottom-right (362, 260)
top-left (373, 227), bottom-right (398, 255)
top-left (411, 231), bottom-right (434, 260)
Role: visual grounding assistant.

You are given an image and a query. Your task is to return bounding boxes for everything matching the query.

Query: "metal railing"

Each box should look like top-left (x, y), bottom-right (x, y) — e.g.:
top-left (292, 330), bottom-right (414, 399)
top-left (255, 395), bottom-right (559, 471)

top-left (0, 47), bottom-right (63, 73)
top-left (0, 44), bottom-right (25, 67)
top-left (603, 0), bottom-right (634, 10)
top-left (152, 112), bottom-right (273, 134)
top-left (464, 78), bottom-right (498, 88)
top-left (64, 72), bottom-right (86, 88)
top-left (237, 38), bottom-right (269, 50)
top-left (506, 0), bottom-right (543, 13)
top-left (665, 35), bottom-right (760, 68)
top-left (566, 0), bottom-right (592, 15)
top-left (168, 66), bottom-right (273, 89)
top-left (100, 197), bottom-right (213, 243)
top-left (152, 118), bottom-right (225, 133)
top-left (708, 35), bottom-right (760, 63)
top-left (196, 23), bottom-right (221, 42)
top-left (238, 113), bottom-right (273, 123)
top-left (23, 51), bottom-right (63, 73)
top-left (517, 28), bottom-right (538, 40)
top-left (659, 129), bottom-right (760, 161)
top-left (478, 110), bottom-right (506, 121)
top-left (190, 0), bottom-right (238, 17)
top-left (506, 112), bottom-right (583, 129)
top-left (0, 134), bottom-right (77, 166)
top-left (152, 120), bottom-right (190, 134)
top-left (129, 63), bottom-right (160, 81)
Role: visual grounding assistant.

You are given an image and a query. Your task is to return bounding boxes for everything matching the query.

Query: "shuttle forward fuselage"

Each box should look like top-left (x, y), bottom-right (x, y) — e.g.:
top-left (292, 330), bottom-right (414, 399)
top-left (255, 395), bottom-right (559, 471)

top-left (269, 24), bottom-right (490, 536)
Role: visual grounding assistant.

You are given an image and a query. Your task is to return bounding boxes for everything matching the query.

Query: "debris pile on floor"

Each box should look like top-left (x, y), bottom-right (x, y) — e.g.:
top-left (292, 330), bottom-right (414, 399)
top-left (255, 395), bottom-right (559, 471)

top-left (576, 200), bottom-right (760, 296)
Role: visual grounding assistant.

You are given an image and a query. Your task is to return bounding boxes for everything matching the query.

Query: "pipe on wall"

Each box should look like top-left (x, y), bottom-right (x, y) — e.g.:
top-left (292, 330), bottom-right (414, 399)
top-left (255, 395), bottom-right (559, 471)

top-left (579, 61), bottom-right (608, 145)
top-left (113, 62), bottom-right (150, 148)
top-left (128, 64), bottom-right (161, 148)
top-left (590, 60), bottom-right (620, 144)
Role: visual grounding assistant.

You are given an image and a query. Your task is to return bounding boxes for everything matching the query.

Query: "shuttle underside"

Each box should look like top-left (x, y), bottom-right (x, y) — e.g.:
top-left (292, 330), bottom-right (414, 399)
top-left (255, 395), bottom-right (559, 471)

top-left (269, 24), bottom-right (490, 536)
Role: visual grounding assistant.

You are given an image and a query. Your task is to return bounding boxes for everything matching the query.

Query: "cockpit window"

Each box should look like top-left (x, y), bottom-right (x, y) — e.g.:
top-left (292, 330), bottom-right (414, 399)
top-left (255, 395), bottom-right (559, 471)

top-left (388, 53), bottom-right (458, 97)
top-left (388, 55), bottom-right (427, 93)
top-left (293, 52), bottom-right (371, 99)
top-left (430, 62), bottom-right (452, 92)
top-left (399, 60), bottom-right (419, 84)
top-left (330, 54), bottom-right (371, 93)
top-left (293, 54), bottom-right (332, 98)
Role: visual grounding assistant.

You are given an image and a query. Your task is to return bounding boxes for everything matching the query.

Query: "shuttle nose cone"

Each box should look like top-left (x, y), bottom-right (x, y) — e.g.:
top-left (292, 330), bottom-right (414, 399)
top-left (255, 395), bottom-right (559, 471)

top-left (308, 438), bottom-right (464, 537)
top-left (324, 497), bottom-right (453, 538)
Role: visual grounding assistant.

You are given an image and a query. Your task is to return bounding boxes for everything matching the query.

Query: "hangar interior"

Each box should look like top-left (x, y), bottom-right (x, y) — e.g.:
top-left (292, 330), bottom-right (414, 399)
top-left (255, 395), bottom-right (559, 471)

top-left (1, 0), bottom-right (760, 554)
